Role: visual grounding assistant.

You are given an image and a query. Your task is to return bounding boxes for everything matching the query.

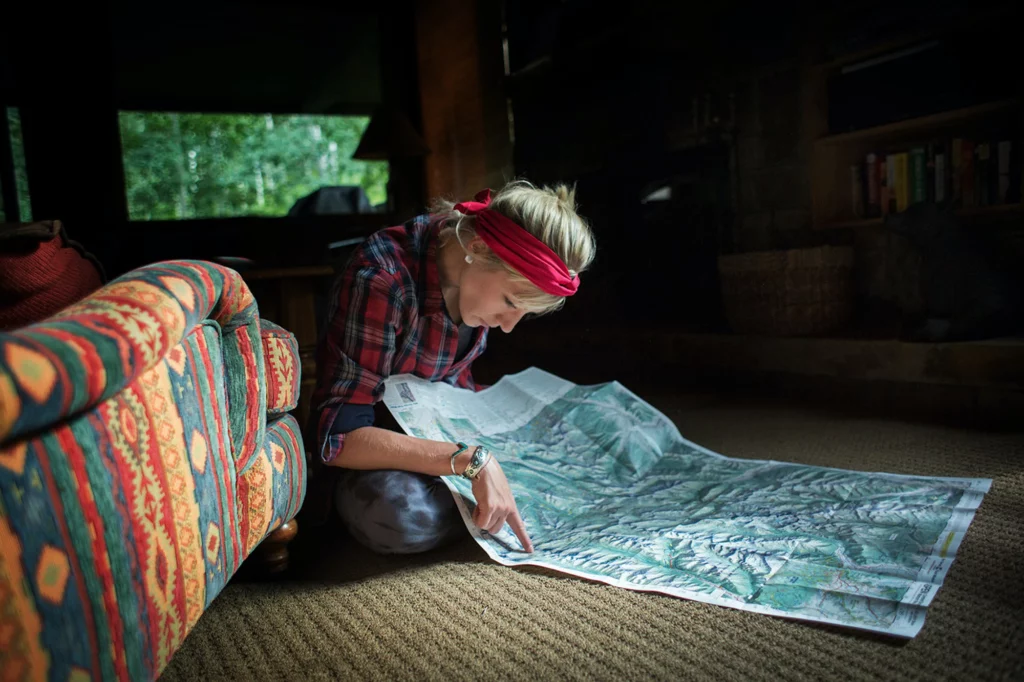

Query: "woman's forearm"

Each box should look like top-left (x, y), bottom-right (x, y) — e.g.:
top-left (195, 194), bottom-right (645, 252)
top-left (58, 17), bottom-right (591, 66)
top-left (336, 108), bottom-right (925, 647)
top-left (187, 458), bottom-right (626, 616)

top-left (329, 425), bottom-right (475, 476)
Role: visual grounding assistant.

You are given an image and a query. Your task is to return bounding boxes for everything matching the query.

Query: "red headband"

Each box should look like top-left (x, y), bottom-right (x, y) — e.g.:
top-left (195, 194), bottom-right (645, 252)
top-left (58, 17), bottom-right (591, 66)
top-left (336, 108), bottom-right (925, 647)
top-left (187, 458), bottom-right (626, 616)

top-left (453, 189), bottom-right (579, 297)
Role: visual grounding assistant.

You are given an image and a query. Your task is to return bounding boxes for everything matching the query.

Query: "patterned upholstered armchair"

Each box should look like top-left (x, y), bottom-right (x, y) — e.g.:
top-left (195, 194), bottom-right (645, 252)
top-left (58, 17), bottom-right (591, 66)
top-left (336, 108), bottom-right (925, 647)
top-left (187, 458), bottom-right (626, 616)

top-left (0, 261), bottom-right (306, 680)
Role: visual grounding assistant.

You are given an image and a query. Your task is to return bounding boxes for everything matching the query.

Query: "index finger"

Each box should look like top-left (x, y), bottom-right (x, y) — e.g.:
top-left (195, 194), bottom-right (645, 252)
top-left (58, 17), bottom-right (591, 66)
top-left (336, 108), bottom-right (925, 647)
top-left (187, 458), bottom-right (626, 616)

top-left (506, 509), bottom-right (534, 553)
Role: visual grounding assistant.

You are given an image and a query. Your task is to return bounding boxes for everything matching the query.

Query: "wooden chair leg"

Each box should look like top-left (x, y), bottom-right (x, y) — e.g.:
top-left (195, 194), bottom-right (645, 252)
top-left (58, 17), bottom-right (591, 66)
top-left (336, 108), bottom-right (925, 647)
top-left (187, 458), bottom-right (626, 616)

top-left (255, 519), bottom-right (299, 574)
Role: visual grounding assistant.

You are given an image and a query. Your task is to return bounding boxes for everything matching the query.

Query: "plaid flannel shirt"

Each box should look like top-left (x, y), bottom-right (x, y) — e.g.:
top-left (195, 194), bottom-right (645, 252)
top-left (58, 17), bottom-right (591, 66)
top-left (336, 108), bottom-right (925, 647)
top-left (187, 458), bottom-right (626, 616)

top-left (312, 215), bottom-right (488, 463)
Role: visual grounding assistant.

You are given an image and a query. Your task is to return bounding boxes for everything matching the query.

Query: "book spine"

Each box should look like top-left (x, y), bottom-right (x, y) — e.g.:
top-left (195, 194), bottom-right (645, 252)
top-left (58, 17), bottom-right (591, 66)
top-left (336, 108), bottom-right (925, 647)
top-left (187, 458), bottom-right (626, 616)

top-left (961, 140), bottom-right (975, 209)
top-left (989, 140), bottom-right (1000, 205)
top-left (851, 164), bottom-right (865, 219)
top-left (865, 153), bottom-right (879, 217)
top-left (997, 140), bottom-right (1012, 204)
top-left (951, 138), bottom-right (963, 204)
top-left (926, 143), bottom-right (936, 203)
top-left (887, 154), bottom-right (897, 213)
top-left (976, 142), bottom-right (991, 207)
top-left (879, 154), bottom-right (890, 216)
top-left (934, 143), bottom-right (946, 204)
top-left (1007, 139), bottom-right (1022, 204)
top-left (910, 147), bottom-right (927, 205)
top-left (894, 153), bottom-right (910, 212)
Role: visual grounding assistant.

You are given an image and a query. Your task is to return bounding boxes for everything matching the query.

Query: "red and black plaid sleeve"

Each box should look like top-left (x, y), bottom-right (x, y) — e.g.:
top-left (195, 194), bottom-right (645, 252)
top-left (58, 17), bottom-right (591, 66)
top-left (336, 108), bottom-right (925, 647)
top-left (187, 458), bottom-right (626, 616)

top-left (314, 263), bottom-right (404, 462)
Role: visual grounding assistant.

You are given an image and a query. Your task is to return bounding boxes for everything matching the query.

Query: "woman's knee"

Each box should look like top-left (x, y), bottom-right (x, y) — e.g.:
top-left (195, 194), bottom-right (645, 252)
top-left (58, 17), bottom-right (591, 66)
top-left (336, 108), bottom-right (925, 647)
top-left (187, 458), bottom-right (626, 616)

top-left (335, 469), bottom-right (463, 554)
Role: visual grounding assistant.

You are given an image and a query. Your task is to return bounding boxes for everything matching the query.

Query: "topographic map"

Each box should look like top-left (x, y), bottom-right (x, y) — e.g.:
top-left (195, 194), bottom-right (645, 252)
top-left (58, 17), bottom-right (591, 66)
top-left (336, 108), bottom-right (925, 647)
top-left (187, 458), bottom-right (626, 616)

top-left (383, 368), bottom-right (990, 637)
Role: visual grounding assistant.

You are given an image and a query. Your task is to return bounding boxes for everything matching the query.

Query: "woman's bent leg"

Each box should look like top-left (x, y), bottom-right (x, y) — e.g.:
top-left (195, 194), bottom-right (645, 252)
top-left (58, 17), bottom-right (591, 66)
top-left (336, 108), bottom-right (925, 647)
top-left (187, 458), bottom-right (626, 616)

top-left (335, 469), bottom-right (466, 554)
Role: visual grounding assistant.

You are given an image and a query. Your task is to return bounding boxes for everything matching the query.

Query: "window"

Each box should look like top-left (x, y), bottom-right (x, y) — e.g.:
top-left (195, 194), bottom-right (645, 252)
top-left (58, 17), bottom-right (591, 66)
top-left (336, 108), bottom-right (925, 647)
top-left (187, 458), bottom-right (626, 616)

top-left (5, 107), bottom-right (32, 222)
top-left (118, 112), bottom-right (389, 220)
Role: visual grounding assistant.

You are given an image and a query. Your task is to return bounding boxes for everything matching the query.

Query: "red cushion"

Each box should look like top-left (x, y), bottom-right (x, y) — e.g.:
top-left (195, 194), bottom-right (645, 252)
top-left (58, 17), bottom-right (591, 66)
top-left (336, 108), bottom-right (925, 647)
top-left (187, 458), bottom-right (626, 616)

top-left (0, 220), bottom-right (103, 330)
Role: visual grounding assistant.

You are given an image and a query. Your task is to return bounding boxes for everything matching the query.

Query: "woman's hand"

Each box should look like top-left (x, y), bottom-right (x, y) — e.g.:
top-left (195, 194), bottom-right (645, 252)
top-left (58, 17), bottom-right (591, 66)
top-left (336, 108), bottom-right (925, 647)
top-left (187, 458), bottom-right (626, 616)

top-left (470, 456), bottom-right (534, 553)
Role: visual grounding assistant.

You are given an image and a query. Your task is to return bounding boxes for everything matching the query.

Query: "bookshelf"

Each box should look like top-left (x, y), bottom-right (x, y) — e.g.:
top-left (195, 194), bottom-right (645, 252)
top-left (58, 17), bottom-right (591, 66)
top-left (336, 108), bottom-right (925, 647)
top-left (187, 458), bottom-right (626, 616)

top-left (821, 202), bottom-right (1024, 231)
top-left (815, 100), bottom-right (1019, 147)
top-left (807, 15), bottom-right (1023, 231)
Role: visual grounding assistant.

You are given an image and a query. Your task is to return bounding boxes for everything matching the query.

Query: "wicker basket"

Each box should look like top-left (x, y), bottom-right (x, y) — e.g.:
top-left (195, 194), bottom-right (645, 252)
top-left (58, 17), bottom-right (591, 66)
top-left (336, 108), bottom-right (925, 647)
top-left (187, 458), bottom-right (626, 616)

top-left (717, 246), bottom-right (854, 337)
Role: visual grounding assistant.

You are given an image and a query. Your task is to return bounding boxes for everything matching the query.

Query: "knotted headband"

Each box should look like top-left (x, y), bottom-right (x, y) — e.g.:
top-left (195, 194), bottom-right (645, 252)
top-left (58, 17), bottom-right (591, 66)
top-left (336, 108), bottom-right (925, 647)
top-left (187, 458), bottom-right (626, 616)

top-left (453, 189), bottom-right (579, 297)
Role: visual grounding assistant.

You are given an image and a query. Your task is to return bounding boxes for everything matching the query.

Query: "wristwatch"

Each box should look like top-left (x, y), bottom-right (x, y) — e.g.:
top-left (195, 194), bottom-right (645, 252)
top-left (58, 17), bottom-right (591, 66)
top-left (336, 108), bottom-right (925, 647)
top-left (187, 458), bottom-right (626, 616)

top-left (461, 445), bottom-right (492, 480)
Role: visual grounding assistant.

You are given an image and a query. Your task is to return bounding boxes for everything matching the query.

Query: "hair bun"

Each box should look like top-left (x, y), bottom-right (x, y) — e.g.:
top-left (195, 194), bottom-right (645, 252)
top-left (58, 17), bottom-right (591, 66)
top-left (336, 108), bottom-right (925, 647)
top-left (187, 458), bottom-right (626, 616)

top-left (554, 184), bottom-right (575, 206)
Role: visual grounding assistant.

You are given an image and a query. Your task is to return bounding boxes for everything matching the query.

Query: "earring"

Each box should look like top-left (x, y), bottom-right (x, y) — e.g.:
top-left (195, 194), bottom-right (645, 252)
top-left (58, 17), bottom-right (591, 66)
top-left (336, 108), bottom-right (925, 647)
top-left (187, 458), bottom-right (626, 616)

top-left (465, 254), bottom-right (474, 264)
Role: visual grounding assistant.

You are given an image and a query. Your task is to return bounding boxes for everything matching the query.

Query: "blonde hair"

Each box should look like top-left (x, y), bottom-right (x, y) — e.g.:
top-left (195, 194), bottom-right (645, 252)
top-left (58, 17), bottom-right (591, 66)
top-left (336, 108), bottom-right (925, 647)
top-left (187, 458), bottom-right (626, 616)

top-left (432, 179), bottom-right (596, 314)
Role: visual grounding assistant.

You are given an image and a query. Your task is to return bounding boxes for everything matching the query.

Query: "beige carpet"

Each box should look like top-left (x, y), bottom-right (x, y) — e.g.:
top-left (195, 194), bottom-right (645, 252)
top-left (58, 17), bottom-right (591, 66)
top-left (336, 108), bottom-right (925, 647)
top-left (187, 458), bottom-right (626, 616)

top-left (159, 393), bottom-right (1024, 681)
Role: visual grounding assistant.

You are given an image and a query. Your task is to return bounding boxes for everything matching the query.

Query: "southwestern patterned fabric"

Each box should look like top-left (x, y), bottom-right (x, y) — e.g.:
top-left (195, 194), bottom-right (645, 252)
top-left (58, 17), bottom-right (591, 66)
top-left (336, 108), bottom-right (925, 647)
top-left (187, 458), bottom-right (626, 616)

top-left (261, 320), bottom-right (300, 417)
top-left (0, 260), bottom-right (306, 681)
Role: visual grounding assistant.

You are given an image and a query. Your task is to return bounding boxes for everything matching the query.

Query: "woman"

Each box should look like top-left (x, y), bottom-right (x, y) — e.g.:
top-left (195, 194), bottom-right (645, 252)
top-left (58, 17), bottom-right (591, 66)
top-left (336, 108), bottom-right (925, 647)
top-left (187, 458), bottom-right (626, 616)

top-left (307, 180), bottom-right (596, 555)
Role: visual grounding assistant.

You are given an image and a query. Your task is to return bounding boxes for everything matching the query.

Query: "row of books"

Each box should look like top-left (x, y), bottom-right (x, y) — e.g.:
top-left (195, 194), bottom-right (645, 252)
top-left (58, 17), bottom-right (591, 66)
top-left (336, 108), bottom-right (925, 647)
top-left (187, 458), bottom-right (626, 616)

top-left (851, 139), bottom-right (1020, 218)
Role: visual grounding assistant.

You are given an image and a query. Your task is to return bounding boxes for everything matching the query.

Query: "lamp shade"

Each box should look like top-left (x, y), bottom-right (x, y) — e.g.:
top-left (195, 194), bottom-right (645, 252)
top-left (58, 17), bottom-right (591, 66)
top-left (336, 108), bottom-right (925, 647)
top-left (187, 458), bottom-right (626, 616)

top-left (353, 108), bottom-right (431, 160)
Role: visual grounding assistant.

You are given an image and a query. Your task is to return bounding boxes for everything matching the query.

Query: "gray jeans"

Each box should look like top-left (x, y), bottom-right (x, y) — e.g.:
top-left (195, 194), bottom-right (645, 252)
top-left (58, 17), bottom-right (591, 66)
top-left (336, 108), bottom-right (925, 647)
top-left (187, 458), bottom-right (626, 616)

top-left (335, 469), bottom-right (466, 554)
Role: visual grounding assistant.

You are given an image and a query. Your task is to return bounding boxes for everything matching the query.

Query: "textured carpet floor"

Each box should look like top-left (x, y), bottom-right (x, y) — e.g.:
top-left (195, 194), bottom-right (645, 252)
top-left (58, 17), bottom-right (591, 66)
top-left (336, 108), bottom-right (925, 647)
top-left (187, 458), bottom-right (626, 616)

top-left (160, 393), bottom-right (1024, 681)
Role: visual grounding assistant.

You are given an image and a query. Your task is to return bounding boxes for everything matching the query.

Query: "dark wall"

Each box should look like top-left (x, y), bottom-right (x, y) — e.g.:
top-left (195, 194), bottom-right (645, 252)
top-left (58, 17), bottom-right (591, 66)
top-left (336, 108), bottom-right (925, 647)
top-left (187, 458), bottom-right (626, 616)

top-left (110, 3), bottom-right (381, 114)
top-left (499, 0), bottom-right (1023, 339)
top-left (2, 3), bottom-right (127, 229)
top-left (503, 1), bottom-right (811, 331)
top-left (0, 0), bottom-right (414, 276)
